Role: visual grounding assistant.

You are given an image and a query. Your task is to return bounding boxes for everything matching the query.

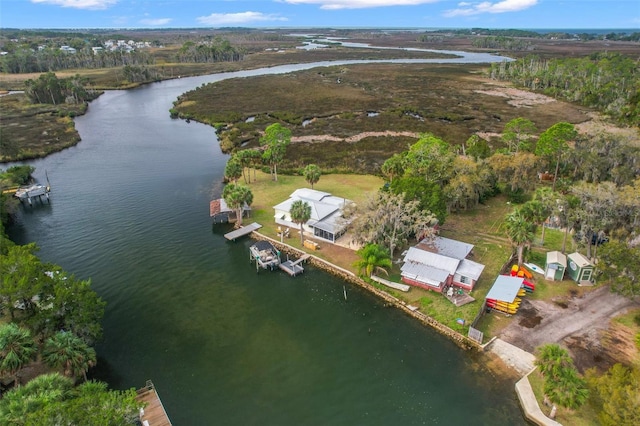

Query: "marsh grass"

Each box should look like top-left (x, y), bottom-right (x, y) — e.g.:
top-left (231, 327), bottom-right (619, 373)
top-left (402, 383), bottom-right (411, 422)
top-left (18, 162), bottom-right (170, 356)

top-left (174, 63), bottom-right (588, 174)
top-left (0, 94), bottom-right (85, 161)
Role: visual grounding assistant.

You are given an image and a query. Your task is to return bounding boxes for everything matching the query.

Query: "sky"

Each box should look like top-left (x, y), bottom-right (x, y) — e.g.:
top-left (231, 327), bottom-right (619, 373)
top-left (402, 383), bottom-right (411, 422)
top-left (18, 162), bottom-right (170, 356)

top-left (0, 0), bottom-right (638, 30)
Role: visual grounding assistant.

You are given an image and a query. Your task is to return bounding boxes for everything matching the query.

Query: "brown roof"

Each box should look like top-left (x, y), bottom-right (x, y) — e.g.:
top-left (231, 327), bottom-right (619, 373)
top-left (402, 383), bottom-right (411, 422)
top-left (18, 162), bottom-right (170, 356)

top-left (210, 199), bottom-right (221, 217)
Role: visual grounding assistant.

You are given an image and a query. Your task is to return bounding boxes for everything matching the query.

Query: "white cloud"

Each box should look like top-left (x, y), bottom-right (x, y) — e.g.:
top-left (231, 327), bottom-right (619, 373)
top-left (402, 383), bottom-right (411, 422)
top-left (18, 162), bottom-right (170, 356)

top-left (139, 18), bottom-right (173, 26)
top-left (31, 0), bottom-right (118, 10)
top-left (283, 0), bottom-right (439, 10)
top-left (444, 0), bottom-right (537, 17)
top-left (196, 11), bottom-right (288, 26)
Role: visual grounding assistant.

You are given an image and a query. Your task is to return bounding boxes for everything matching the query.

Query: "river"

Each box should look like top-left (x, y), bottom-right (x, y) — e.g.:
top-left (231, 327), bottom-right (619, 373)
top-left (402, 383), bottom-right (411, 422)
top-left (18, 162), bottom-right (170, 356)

top-left (6, 51), bottom-right (525, 425)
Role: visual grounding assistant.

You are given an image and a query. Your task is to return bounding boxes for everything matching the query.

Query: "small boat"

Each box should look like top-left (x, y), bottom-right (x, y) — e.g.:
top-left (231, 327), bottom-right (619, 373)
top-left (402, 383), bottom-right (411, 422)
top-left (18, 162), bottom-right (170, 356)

top-left (249, 241), bottom-right (280, 271)
top-left (523, 263), bottom-right (544, 275)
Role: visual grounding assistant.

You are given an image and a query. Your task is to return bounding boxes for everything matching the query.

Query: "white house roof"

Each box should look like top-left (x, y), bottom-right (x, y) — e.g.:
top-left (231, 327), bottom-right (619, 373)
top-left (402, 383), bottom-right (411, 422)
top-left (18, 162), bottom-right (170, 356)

top-left (567, 252), bottom-right (592, 268)
top-left (546, 251), bottom-right (567, 267)
top-left (273, 188), bottom-right (352, 235)
top-left (416, 236), bottom-right (473, 260)
top-left (403, 247), bottom-right (460, 275)
top-left (401, 262), bottom-right (451, 285)
top-left (456, 259), bottom-right (485, 281)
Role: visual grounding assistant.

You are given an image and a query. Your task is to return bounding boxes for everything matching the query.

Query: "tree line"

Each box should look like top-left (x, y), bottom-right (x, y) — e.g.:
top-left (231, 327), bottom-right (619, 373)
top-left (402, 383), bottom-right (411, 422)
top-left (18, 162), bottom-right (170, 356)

top-left (471, 36), bottom-right (533, 51)
top-left (175, 39), bottom-right (245, 63)
top-left (424, 28), bottom-right (640, 41)
top-left (0, 38), bottom-right (245, 74)
top-left (0, 166), bottom-right (142, 422)
top-left (489, 53), bottom-right (640, 125)
top-left (0, 227), bottom-right (142, 422)
top-left (24, 72), bottom-right (99, 105)
top-left (1, 48), bottom-right (155, 74)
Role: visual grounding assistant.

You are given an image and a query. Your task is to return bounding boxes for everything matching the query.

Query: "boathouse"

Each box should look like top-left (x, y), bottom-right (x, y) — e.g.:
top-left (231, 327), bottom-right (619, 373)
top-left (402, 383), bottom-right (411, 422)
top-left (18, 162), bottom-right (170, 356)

top-left (566, 252), bottom-right (595, 284)
top-left (272, 188), bottom-right (352, 243)
top-left (210, 198), bottom-right (251, 223)
top-left (400, 236), bottom-right (485, 293)
top-left (544, 251), bottom-right (567, 281)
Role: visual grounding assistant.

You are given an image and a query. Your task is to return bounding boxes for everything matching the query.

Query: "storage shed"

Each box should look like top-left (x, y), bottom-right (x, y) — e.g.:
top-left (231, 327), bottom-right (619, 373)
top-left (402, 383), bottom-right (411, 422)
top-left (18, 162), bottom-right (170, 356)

top-left (545, 251), bottom-right (567, 281)
top-left (566, 252), bottom-right (595, 284)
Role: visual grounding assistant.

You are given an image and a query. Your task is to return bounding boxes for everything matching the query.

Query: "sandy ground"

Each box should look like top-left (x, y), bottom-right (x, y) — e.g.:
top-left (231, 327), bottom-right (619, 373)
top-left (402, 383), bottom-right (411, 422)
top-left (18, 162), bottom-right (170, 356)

top-left (291, 130), bottom-right (420, 144)
top-left (499, 285), bottom-right (639, 373)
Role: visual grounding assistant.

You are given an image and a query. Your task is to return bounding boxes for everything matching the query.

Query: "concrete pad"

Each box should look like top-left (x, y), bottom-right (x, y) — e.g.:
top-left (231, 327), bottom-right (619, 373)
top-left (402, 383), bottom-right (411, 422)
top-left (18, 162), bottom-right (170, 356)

top-left (487, 338), bottom-right (536, 376)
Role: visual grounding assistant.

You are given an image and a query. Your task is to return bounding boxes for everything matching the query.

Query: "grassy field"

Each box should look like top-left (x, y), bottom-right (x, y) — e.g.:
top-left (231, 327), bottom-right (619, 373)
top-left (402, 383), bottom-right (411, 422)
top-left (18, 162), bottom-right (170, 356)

top-left (241, 171), bottom-right (383, 271)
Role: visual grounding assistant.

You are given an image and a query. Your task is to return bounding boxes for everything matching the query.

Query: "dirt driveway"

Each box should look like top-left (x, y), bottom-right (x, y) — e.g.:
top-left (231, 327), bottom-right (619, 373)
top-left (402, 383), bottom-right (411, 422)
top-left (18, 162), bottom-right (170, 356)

top-left (499, 285), bottom-right (639, 373)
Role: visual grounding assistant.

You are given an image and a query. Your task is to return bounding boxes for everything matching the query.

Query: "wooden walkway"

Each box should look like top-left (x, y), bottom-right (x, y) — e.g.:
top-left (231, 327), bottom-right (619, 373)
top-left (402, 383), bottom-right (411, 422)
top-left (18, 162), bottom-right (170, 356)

top-left (371, 275), bottom-right (411, 292)
top-left (136, 381), bottom-right (172, 426)
top-left (224, 222), bottom-right (262, 241)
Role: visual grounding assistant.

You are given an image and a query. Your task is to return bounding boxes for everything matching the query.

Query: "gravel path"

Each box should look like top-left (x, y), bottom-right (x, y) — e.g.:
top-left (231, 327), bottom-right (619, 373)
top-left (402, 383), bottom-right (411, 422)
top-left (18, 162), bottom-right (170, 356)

top-left (499, 285), bottom-right (638, 369)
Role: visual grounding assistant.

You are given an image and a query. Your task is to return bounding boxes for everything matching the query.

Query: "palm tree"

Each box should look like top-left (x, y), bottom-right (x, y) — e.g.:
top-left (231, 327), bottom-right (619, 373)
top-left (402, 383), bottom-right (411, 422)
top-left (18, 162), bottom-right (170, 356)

top-left (504, 207), bottom-right (535, 266)
top-left (520, 199), bottom-right (548, 245)
top-left (289, 200), bottom-right (311, 245)
top-left (43, 331), bottom-right (97, 381)
top-left (353, 243), bottom-right (393, 278)
top-left (532, 187), bottom-right (555, 245)
top-left (543, 368), bottom-right (589, 409)
top-left (0, 372), bottom-right (73, 424)
top-left (536, 344), bottom-right (574, 379)
top-left (222, 183), bottom-right (253, 228)
top-left (381, 153), bottom-right (405, 183)
top-left (224, 158), bottom-right (242, 184)
top-left (303, 164), bottom-right (321, 189)
top-left (0, 323), bottom-right (37, 386)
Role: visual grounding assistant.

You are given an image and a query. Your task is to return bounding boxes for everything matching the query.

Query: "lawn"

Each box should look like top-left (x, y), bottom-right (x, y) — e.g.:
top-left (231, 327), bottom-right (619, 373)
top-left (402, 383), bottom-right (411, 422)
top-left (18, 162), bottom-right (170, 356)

top-left (243, 171), bottom-right (383, 270)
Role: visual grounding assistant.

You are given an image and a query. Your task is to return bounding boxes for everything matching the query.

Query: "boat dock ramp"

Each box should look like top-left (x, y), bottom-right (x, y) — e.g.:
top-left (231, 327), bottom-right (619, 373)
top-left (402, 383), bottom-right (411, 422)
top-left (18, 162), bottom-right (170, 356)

top-left (224, 222), bottom-right (262, 241)
top-left (136, 380), bottom-right (172, 426)
top-left (279, 254), bottom-right (310, 276)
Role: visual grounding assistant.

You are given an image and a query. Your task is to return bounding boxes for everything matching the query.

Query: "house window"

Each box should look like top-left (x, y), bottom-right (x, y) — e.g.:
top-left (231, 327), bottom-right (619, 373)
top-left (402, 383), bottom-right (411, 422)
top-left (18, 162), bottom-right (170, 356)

top-left (314, 228), bottom-right (334, 242)
top-left (458, 275), bottom-right (470, 284)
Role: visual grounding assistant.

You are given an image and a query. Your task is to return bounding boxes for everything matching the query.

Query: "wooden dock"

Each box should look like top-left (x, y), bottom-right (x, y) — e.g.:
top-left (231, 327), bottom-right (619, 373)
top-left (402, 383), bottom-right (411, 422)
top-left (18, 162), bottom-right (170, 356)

top-left (279, 254), bottom-right (310, 277)
top-left (370, 275), bottom-right (411, 292)
top-left (224, 222), bottom-right (262, 241)
top-left (136, 380), bottom-right (172, 426)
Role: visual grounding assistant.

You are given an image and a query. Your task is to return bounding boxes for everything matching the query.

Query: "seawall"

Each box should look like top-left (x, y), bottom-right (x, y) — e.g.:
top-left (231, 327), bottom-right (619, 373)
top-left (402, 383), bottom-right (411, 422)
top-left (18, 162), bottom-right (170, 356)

top-left (253, 232), bottom-right (479, 351)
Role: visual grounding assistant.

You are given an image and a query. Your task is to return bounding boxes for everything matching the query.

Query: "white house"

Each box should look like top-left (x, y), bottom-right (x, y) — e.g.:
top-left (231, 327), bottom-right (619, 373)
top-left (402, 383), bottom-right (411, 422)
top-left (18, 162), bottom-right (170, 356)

top-left (273, 188), bottom-right (352, 243)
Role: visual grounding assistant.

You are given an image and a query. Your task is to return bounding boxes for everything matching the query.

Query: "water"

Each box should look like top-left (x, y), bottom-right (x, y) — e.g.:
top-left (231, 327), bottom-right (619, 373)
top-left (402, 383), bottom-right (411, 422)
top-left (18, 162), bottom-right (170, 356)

top-left (6, 57), bottom-right (524, 425)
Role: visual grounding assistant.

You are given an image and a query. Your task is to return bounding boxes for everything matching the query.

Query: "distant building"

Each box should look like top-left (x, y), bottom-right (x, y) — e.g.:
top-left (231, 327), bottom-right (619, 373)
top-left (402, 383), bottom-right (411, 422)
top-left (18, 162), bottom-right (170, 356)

top-left (401, 236), bottom-right (485, 293)
top-left (59, 46), bottom-right (76, 54)
top-left (273, 188), bottom-right (352, 243)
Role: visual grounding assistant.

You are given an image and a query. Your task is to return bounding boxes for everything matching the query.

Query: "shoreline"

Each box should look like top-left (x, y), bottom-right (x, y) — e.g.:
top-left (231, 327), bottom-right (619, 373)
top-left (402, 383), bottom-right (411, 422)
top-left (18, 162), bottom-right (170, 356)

top-left (252, 231), bottom-right (560, 425)
top-left (252, 231), bottom-right (481, 350)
